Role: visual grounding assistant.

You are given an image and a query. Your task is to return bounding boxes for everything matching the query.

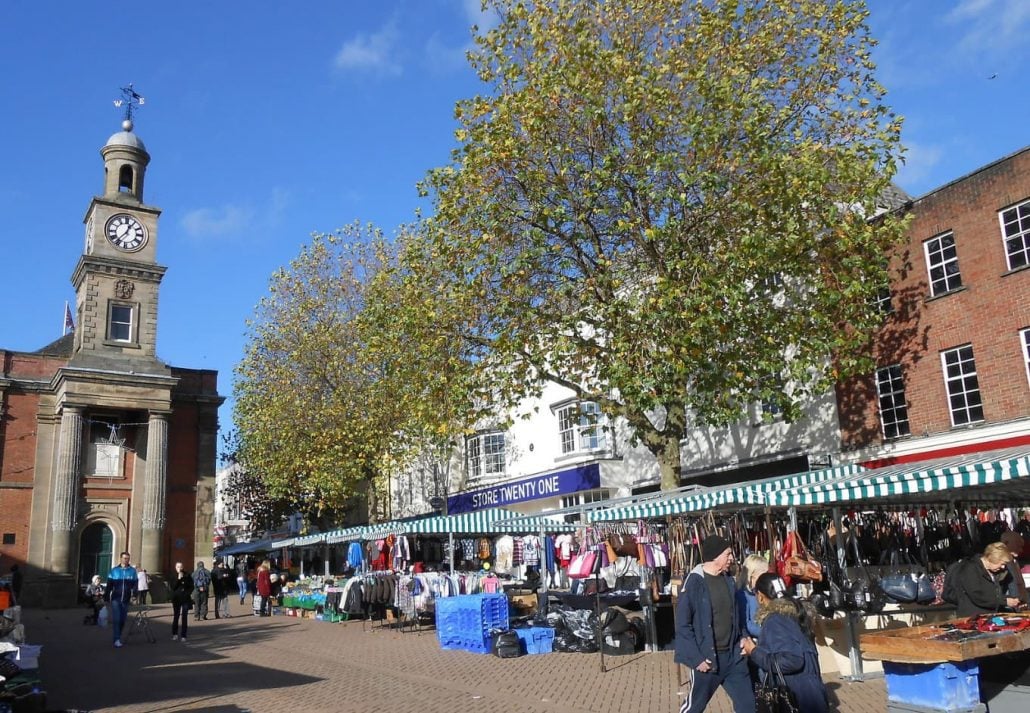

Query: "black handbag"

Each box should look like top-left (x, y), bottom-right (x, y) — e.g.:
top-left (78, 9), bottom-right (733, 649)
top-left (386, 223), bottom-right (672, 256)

top-left (755, 657), bottom-right (801, 713)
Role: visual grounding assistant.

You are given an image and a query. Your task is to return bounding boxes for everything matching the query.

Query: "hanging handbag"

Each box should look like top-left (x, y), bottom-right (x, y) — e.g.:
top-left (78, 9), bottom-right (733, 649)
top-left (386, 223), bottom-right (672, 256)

top-left (783, 532), bottom-right (824, 583)
top-left (609, 532), bottom-right (638, 558)
top-left (568, 550), bottom-right (597, 579)
top-left (755, 656), bottom-right (801, 713)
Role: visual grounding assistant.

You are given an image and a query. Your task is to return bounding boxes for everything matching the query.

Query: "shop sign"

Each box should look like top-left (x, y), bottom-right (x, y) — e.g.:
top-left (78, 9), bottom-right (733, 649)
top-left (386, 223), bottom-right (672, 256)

top-left (447, 462), bottom-right (601, 514)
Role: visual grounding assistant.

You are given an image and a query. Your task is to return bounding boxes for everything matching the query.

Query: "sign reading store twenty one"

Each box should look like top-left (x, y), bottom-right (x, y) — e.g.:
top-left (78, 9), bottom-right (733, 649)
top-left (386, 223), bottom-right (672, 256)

top-left (447, 463), bottom-right (601, 514)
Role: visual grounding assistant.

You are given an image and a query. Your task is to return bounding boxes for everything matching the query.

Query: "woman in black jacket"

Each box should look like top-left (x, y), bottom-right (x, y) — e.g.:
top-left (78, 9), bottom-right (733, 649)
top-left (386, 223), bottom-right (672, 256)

top-left (741, 573), bottom-right (828, 713)
top-left (950, 542), bottom-right (1021, 617)
top-left (170, 561), bottom-right (195, 641)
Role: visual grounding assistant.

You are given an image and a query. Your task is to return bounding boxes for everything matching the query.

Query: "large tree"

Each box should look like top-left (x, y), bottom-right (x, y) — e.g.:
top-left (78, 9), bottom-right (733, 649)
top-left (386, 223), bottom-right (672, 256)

top-left (233, 225), bottom-right (403, 526)
top-left (234, 223), bottom-right (481, 523)
top-left (419, 0), bottom-right (908, 490)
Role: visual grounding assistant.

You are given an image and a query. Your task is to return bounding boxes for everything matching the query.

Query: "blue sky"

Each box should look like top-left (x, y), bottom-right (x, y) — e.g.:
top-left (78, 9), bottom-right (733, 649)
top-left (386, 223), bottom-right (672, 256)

top-left (1, 1), bottom-right (1027, 441)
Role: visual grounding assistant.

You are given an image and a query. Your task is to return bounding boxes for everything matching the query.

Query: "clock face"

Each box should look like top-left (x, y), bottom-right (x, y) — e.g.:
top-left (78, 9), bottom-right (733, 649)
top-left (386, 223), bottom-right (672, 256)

top-left (105, 213), bottom-right (148, 251)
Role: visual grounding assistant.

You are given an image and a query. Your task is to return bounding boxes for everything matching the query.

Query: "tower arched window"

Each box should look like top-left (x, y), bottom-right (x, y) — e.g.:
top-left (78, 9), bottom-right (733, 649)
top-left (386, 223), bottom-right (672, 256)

top-left (118, 165), bottom-right (134, 193)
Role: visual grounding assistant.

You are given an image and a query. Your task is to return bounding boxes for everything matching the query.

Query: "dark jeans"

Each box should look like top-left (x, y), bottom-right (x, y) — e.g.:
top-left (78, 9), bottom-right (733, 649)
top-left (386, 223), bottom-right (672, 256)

top-left (679, 649), bottom-right (756, 713)
top-left (194, 587), bottom-right (209, 619)
top-left (110, 599), bottom-right (129, 643)
top-left (136, 590), bottom-right (149, 605)
top-left (172, 602), bottom-right (190, 638)
top-left (259, 593), bottom-right (270, 616)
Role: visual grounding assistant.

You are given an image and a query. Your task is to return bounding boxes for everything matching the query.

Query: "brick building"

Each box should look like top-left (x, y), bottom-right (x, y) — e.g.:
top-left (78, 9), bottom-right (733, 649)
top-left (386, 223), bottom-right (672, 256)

top-left (838, 146), bottom-right (1030, 465)
top-left (0, 119), bottom-right (223, 606)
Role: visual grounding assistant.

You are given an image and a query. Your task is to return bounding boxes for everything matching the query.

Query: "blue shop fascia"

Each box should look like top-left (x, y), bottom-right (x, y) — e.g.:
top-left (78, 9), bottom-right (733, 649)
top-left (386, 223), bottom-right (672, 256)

top-left (446, 462), bottom-right (605, 516)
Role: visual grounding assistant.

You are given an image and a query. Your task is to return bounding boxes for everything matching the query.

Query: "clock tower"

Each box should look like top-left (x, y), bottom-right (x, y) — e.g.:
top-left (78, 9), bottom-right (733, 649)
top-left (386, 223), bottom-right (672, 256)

top-left (71, 117), bottom-right (168, 373)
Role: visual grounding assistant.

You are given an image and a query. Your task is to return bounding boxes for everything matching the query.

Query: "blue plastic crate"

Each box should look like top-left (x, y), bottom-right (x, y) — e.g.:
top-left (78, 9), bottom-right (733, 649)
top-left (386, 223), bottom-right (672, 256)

top-left (435, 594), bottom-right (509, 649)
top-left (514, 627), bottom-right (555, 655)
top-left (884, 661), bottom-right (980, 710)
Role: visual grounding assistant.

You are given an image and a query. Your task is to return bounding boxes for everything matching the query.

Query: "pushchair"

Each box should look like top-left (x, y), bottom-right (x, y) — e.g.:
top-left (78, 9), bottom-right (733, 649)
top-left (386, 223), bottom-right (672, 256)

top-left (81, 583), bottom-right (105, 625)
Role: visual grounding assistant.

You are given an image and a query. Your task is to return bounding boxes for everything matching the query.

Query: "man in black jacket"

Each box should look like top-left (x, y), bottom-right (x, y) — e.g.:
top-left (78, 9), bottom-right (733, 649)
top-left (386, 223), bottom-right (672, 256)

top-left (211, 560), bottom-right (234, 618)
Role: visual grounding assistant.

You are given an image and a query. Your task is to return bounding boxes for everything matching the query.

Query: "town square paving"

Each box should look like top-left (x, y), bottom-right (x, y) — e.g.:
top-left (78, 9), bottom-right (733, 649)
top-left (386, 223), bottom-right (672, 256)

top-left (22, 600), bottom-right (887, 712)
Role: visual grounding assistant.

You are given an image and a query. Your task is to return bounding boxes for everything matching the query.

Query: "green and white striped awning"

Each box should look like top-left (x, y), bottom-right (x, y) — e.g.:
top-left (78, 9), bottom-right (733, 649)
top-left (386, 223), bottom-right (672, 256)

top-left (589, 464), bottom-right (866, 522)
top-left (402, 507), bottom-right (577, 535)
top-left (293, 532), bottom-right (326, 547)
top-left (325, 526), bottom-right (368, 544)
top-left (765, 447), bottom-right (1030, 508)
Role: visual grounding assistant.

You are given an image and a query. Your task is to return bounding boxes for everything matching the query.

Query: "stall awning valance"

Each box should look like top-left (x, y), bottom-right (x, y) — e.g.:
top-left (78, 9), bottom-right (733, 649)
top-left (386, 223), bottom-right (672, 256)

top-left (589, 464), bottom-right (866, 521)
top-left (366, 507), bottom-right (577, 536)
top-left (217, 538), bottom-right (275, 556)
top-left (764, 447), bottom-right (1030, 508)
top-left (271, 537), bottom-right (296, 548)
top-left (294, 532), bottom-right (326, 547)
top-left (325, 526), bottom-right (367, 544)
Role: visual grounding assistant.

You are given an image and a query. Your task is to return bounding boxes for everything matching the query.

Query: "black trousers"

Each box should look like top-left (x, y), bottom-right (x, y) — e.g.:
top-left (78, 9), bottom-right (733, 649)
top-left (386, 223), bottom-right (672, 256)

top-left (679, 649), bottom-right (756, 713)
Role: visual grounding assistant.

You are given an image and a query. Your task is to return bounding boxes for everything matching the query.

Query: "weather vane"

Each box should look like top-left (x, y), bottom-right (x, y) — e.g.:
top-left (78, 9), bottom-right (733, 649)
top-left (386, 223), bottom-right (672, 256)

top-left (112, 83), bottom-right (145, 129)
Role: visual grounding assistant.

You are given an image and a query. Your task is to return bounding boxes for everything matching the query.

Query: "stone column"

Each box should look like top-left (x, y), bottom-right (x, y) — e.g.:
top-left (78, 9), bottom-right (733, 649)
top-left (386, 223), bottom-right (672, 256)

top-left (140, 412), bottom-right (168, 574)
top-left (51, 405), bottom-right (84, 573)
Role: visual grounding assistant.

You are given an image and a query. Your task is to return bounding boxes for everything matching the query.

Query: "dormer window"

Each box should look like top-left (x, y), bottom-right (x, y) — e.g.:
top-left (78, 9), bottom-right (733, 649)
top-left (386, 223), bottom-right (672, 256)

top-left (118, 165), bottom-right (134, 193)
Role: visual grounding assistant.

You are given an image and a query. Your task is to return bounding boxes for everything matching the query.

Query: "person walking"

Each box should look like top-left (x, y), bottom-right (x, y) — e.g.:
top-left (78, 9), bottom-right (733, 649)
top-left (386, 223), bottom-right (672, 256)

top-left (741, 573), bottom-right (829, 713)
top-left (192, 561), bottom-right (211, 621)
top-left (211, 560), bottom-right (233, 618)
top-left (236, 560), bottom-right (248, 605)
top-left (674, 535), bottom-right (755, 713)
top-left (256, 560), bottom-right (272, 617)
top-left (136, 568), bottom-right (151, 605)
top-left (170, 561), bottom-right (194, 642)
top-left (104, 552), bottom-right (138, 648)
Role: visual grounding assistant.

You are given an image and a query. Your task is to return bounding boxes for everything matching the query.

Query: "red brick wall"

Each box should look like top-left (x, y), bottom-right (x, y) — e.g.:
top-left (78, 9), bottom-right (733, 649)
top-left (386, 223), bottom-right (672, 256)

top-left (840, 148), bottom-right (1030, 449)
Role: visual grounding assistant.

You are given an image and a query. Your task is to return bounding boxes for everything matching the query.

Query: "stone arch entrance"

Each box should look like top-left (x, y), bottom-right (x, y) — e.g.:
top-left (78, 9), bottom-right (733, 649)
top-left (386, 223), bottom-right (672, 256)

top-left (78, 522), bottom-right (113, 587)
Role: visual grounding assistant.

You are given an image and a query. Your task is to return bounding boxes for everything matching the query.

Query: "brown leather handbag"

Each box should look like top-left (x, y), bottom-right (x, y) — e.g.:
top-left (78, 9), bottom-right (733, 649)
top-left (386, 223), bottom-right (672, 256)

top-left (783, 531), bottom-right (823, 582)
top-left (609, 533), bottom-right (638, 558)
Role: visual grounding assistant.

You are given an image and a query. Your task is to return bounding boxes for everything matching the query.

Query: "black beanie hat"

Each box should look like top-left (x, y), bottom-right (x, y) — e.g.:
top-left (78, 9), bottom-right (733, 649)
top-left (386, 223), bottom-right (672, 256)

top-left (701, 535), bottom-right (732, 562)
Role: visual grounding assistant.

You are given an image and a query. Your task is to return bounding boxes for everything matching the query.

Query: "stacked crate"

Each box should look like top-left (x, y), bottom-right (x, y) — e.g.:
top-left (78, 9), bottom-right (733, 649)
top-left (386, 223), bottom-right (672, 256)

top-left (435, 594), bottom-right (509, 654)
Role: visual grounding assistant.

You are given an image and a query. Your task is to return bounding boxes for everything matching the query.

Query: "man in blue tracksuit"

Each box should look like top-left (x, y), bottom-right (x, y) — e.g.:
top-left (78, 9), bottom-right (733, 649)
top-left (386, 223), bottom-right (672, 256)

top-left (674, 535), bottom-right (756, 713)
top-left (105, 551), bottom-right (138, 648)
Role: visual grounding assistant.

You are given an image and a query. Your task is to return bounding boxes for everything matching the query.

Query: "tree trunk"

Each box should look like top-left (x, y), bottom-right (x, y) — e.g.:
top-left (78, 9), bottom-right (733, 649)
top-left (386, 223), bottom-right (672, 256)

top-left (657, 434), bottom-right (682, 491)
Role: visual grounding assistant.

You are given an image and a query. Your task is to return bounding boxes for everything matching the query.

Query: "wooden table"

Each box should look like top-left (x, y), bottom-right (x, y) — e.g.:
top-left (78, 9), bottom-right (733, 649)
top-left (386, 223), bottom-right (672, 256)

top-left (861, 613), bottom-right (1030, 664)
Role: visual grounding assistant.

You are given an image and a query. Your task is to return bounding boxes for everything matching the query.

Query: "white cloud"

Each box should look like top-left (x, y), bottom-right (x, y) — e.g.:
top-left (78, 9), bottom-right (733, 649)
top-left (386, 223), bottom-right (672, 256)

top-left (425, 32), bottom-right (470, 73)
top-left (895, 141), bottom-right (945, 194)
top-left (460, 0), bottom-right (499, 32)
top-left (334, 20), bottom-right (403, 76)
top-left (946, 0), bottom-right (1030, 56)
top-left (180, 204), bottom-right (252, 238)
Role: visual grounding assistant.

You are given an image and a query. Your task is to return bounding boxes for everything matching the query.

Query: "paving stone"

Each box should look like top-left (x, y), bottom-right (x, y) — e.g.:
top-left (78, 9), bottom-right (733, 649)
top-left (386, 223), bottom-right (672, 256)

top-left (21, 599), bottom-right (887, 712)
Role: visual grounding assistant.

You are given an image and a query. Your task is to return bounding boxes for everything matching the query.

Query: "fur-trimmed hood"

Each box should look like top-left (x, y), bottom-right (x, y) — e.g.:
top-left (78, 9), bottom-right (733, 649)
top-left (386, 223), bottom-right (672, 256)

top-left (756, 596), bottom-right (798, 624)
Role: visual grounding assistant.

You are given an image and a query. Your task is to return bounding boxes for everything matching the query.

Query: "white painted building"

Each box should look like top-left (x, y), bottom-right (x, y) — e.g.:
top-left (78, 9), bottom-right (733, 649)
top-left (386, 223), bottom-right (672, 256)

top-left (390, 379), bottom-right (843, 518)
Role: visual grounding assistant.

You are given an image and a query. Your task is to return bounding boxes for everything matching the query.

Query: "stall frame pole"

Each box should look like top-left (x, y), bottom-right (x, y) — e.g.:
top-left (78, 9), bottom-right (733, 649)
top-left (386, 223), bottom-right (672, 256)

top-left (834, 506), bottom-right (865, 682)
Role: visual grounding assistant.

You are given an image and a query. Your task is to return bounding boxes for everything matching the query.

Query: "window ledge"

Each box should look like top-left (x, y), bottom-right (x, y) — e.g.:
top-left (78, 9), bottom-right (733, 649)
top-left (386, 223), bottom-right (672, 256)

top-left (102, 339), bottom-right (141, 349)
top-left (881, 433), bottom-right (913, 443)
top-left (1002, 263), bottom-right (1030, 278)
top-left (924, 285), bottom-right (967, 303)
top-left (949, 419), bottom-right (987, 430)
top-left (553, 448), bottom-right (611, 464)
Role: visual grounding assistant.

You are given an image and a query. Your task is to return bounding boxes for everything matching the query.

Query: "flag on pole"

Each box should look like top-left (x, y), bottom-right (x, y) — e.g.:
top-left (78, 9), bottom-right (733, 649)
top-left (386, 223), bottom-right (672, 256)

top-left (64, 301), bottom-right (75, 334)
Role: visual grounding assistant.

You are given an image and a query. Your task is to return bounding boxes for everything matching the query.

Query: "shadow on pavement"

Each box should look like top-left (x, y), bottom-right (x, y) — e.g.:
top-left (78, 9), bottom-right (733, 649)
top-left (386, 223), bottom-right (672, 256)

top-left (22, 605), bottom-right (322, 711)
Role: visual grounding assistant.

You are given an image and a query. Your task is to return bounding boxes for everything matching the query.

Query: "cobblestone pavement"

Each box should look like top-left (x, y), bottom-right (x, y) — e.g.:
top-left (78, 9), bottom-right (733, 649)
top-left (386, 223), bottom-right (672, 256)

top-left (21, 599), bottom-right (887, 713)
